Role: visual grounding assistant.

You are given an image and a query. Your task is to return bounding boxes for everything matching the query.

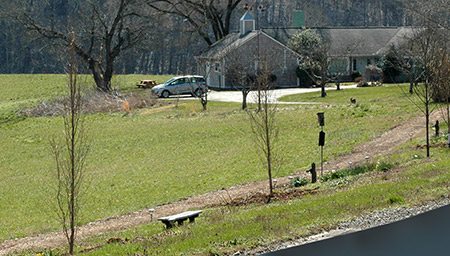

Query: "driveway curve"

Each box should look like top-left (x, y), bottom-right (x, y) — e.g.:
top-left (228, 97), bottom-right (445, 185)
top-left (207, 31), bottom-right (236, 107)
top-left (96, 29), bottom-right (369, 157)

top-left (207, 85), bottom-right (357, 104)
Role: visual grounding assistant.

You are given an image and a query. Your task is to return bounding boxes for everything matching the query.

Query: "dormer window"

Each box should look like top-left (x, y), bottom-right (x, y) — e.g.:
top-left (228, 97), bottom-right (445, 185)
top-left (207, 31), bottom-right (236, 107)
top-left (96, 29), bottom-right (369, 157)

top-left (240, 11), bottom-right (255, 36)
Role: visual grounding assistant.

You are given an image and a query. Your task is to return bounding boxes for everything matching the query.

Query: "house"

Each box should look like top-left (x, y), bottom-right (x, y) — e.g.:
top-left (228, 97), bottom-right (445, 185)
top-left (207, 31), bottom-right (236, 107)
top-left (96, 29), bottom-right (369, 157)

top-left (195, 11), bottom-right (301, 90)
top-left (264, 27), bottom-right (415, 81)
top-left (196, 11), bottom-right (415, 89)
top-left (317, 27), bottom-right (414, 79)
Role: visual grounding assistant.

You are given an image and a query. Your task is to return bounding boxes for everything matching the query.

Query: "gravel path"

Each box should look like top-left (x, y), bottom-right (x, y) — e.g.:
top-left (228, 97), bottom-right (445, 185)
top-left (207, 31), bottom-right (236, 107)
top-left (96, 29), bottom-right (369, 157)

top-left (249, 197), bottom-right (450, 255)
top-left (0, 107), bottom-right (442, 255)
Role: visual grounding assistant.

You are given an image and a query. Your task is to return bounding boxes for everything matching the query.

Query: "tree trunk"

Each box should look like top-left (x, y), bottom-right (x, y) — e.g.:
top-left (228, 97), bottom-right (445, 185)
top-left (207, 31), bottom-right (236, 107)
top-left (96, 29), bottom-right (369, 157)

top-left (321, 82), bottom-right (327, 97)
top-left (425, 82), bottom-right (430, 157)
top-left (242, 90), bottom-right (249, 110)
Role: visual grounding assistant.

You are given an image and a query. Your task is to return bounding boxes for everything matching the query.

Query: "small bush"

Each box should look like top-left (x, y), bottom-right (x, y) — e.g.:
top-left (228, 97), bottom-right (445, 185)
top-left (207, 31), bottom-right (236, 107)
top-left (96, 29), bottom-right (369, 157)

top-left (356, 79), bottom-right (369, 87)
top-left (376, 161), bottom-right (394, 172)
top-left (388, 194), bottom-right (404, 204)
top-left (296, 67), bottom-right (315, 87)
top-left (320, 163), bottom-right (376, 182)
top-left (351, 71), bottom-right (362, 81)
top-left (292, 177), bottom-right (309, 187)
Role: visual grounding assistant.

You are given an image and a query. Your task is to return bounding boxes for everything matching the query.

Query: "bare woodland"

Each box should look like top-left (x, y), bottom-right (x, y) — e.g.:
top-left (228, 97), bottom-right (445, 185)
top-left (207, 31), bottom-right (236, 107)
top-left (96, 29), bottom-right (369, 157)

top-left (0, 0), bottom-right (433, 75)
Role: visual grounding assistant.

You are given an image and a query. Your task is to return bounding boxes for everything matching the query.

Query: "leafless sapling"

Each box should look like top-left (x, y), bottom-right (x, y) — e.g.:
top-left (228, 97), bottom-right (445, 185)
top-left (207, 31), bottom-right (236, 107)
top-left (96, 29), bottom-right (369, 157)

top-left (51, 33), bottom-right (89, 255)
top-left (247, 60), bottom-right (279, 202)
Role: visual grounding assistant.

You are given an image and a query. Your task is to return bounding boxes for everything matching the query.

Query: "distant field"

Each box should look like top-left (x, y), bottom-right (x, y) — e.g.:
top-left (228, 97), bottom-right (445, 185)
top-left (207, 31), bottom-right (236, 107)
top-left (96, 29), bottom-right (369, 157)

top-left (0, 75), bottom-right (422, 242)
top-left (0, 74), bottom-right (172, 125)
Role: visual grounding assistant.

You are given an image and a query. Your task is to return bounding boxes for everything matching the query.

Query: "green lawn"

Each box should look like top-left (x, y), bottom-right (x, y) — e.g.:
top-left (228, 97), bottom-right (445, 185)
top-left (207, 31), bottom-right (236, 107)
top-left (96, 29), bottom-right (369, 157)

top-left (71, 137), bottom-right (450, 256)
top-left (0, 77), bottom-right (422, 243)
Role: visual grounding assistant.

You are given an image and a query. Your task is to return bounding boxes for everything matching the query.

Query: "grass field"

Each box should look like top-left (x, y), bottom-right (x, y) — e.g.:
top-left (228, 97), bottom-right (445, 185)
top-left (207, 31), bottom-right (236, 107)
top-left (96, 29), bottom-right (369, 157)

top-left (74, 140), bottom-right (449, 256)
top-left (0, 75), bottom-right (430, 245)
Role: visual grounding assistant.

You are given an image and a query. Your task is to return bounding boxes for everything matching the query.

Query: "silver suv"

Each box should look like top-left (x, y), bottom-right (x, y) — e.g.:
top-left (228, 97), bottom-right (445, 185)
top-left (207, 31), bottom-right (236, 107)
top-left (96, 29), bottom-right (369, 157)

top-left (151, 75), bottom-right (208, 98)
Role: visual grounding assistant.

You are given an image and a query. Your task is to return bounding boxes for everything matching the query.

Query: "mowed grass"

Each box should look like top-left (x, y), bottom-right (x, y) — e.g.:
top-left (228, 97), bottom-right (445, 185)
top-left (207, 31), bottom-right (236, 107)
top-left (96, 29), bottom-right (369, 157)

top-left (0, 76), bottom-right (420, 242)
top-left (76, 138), bottom-right (450, 256)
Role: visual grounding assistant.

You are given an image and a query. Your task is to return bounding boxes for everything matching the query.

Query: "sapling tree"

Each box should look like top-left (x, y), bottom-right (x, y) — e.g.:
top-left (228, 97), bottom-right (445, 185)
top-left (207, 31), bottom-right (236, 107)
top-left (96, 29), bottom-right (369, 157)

top-left (247, 60), bottom-right (279, 202)
top-left (431, 48), bottom-right (450, 147)
top-left (51, 33), bottom-right (89, 255)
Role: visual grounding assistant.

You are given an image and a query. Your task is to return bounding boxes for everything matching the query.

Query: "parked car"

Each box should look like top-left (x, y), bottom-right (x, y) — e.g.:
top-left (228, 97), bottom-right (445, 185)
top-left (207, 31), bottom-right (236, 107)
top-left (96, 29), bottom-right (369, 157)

top-left (151, 75), bottom-right (208, 98)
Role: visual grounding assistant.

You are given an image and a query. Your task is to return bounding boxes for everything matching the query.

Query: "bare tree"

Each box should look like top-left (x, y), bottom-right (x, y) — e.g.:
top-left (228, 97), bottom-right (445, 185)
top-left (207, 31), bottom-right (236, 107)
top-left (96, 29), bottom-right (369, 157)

top-left (398, 27), bottom-right (447, 157)
top-left (431, 46), bottom-right (450, 147)
top-left (226, 58), bottom-right (256, 110)
top-left (146, 0), bottom-right (243, 46)
top-left (247, 60), bottom-right (279, 201)
top-left (15, 0), bottom-right (151, 92)
top-left (50, 33), bottom-right (89, 255)
top-left (400, 0), bottom-right (450, 150)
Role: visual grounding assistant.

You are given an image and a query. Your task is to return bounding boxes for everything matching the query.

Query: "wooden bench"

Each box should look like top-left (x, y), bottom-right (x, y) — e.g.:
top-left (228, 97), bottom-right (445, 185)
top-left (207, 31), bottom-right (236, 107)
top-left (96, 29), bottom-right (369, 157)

top-left (158, 210), bottom-right (202, 229)
top-left (136, 80), bottom-right (157, 89)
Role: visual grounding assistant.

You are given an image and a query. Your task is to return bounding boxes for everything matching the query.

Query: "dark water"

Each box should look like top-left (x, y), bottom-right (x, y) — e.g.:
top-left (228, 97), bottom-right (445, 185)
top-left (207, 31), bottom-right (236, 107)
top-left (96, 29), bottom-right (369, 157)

top-left (264, 205), bottom-right (450, 256)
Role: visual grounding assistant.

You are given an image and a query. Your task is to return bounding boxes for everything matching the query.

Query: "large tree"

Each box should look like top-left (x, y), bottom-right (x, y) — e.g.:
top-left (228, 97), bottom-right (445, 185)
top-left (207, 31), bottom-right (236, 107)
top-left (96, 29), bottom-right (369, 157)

top-left (146, 0), bottom-right (243, 46)
top-left (288, 29), bottom-right (333, 97)
top-left (15, 0), bottom-right (152, 92)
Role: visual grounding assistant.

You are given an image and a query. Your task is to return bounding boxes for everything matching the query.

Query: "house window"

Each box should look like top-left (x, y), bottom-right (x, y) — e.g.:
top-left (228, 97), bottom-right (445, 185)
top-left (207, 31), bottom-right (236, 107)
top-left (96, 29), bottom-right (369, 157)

top-left (352, 59), bottom-right (357, 71)
top-left (215, 62), bottom-right (221, 72)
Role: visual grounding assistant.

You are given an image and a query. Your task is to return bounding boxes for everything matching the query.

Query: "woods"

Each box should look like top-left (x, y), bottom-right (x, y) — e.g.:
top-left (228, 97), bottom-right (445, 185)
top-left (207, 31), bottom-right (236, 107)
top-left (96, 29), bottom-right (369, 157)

top-left (0, 0), bottom-right (418, 76)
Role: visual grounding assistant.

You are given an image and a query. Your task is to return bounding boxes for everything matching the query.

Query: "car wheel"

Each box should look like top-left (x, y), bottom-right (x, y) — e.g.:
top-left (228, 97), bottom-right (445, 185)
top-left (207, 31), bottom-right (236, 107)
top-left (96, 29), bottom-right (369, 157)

top-left (161, 90), bottom-right (170, 98)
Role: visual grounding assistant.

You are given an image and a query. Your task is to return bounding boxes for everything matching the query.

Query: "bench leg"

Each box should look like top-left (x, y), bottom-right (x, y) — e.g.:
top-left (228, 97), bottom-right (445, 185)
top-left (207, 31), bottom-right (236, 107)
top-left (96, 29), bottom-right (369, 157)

top-left (177, 219), bottom-right (185, 226)
top-left (163, 221), bottom-right (174, 229)
top-left (189, 216), bottom-right (196, 223)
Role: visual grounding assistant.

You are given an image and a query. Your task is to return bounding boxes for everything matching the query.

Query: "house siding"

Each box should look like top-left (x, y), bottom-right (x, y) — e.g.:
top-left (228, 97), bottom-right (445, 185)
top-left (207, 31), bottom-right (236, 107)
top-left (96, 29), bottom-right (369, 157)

top-left (218, 33), bottom-right (299, 89)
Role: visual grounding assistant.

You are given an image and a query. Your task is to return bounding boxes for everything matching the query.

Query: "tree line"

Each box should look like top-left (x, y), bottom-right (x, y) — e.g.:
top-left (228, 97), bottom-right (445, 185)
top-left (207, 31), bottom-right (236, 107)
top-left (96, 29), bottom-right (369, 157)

top-left (0, 0), bottom-right (416, 77)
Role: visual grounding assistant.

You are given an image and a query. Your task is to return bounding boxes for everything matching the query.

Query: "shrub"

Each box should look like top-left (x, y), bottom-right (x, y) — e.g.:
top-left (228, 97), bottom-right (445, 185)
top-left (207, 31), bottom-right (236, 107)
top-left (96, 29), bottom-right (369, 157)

top-left (320, 163), bottom-right (376, 182)
top-left (388, 194), bottom-right (404, 204)
top-left (351, 71), bottom-right (362, 81)
top-left (375, 161), bottom-right (394, 172)
top-left (292, 177), bottom-right (309, 187)
top-left (356, 79), bottom-right (369, 87)
top-left (296, 67), bottom-right (315, 87)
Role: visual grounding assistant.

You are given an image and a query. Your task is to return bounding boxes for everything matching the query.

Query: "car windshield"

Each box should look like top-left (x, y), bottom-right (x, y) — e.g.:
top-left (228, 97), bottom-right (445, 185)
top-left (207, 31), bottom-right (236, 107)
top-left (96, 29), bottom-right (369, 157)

top-left (164, 78), bottom-right (177, 85)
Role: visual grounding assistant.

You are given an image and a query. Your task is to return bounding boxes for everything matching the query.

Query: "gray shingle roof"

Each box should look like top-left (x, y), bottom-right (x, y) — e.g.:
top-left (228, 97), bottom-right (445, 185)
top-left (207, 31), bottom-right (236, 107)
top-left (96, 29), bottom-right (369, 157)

top-left (196, 31), bottom-right (258, 60)
top-left (318, 27), bottom-right (415, 57)
top-left (197, 27), bottom-right (416, 61)
top-left (264, 27), bottom-right (415, 57)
